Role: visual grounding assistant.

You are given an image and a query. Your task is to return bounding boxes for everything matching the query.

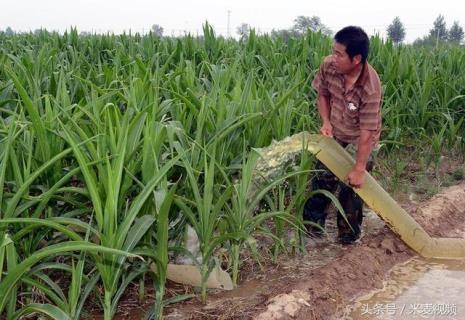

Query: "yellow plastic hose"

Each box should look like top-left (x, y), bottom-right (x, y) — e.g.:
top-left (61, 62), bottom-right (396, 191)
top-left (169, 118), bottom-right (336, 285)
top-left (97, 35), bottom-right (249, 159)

top-left (255, 132), bottom-right (465, 259)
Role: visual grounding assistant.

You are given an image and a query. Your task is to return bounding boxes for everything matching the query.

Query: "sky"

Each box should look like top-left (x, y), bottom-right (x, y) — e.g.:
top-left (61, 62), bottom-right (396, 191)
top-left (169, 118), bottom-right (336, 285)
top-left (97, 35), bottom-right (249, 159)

top-left (1, 0), bottom-right (464, 43)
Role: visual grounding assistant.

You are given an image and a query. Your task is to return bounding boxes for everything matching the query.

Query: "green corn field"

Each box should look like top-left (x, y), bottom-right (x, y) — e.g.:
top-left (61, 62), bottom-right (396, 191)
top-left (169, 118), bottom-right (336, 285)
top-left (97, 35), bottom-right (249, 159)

top-left (0, 24), bottom-right (464, 319)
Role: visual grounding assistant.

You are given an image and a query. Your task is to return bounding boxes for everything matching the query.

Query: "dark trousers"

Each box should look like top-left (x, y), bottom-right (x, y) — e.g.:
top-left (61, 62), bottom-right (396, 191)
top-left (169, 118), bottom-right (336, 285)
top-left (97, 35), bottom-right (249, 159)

top-left (303, 143), bottom-right (373, 238)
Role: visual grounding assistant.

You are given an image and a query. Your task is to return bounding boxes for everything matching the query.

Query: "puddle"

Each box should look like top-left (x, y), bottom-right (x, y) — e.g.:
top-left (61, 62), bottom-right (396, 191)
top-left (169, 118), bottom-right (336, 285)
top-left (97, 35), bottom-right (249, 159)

top-left (342, 257), bottom-right (465, 319)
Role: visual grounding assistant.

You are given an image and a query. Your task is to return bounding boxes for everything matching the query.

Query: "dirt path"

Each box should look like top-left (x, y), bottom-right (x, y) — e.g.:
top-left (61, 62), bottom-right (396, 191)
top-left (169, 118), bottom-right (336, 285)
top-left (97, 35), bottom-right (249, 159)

top-left (164, 182), bottom-right (465, 320)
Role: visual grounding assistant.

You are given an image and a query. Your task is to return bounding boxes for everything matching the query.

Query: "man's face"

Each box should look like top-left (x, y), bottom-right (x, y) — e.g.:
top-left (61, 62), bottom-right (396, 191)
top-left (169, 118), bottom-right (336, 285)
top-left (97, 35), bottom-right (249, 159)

top-left (332, 42), bottom-right (361, 74)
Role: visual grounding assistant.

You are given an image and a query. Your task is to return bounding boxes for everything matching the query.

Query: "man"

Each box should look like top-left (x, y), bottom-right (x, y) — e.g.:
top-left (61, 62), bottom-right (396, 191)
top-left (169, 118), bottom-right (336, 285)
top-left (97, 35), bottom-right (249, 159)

top-left (303, 26), bottom-right (382, 244)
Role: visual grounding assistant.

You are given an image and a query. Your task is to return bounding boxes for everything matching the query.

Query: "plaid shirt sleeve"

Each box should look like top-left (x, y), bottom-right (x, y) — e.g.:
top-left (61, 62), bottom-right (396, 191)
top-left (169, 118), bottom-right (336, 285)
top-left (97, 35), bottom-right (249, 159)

top-left (311, 58), bottom-right (330, 97)
top-left (359, 90), bottom-right (381, 131)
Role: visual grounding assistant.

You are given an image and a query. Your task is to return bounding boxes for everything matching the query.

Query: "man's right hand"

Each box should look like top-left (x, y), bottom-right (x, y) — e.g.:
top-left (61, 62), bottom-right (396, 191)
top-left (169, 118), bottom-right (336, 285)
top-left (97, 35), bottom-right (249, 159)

top-left (320, 122), bottom-right (333, 137)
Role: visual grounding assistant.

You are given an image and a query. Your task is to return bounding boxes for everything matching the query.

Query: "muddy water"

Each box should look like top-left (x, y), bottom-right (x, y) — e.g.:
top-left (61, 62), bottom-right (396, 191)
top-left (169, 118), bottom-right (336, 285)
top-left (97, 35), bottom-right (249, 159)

top-left (342, 257), bottom-right (465, 319)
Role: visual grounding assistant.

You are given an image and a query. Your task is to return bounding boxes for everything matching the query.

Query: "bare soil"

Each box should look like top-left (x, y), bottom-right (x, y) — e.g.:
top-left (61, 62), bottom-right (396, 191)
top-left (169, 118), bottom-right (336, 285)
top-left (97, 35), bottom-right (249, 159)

top-left (162, 182), bottom-right (465, 320)
top-left (95, 152), bottom-right (465, 320)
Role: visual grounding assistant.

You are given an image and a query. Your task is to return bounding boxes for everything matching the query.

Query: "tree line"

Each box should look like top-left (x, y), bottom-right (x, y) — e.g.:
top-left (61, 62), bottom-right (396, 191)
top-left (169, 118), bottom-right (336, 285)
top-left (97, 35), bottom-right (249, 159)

top-left (236, 14), bottom-right (464, 46)
top-left (2, 14), bottom-right (463, 46)
top-left (387, 15), bottom-right (464, 45)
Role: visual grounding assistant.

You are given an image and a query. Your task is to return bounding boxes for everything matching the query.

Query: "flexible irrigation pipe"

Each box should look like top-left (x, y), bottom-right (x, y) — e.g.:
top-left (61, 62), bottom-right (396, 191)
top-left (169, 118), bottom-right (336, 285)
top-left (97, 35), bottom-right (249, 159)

top-left (254, 132), bottom-right (465, 259)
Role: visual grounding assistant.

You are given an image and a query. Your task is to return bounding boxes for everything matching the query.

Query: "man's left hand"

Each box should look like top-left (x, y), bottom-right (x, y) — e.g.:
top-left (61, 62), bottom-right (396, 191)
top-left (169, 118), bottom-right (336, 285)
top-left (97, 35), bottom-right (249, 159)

top-left (346, 168), bottom-right (365, 188)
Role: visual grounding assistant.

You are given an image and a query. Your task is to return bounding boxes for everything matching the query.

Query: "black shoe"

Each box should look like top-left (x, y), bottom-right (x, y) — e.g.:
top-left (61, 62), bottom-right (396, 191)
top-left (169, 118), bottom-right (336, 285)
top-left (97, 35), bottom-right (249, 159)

top-left (338, 233), bottom-right (359, 245)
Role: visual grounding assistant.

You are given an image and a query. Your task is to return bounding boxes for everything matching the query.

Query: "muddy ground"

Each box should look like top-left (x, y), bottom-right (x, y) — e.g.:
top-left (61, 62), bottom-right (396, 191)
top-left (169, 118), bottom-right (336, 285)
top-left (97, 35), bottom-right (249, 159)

top-left (160, 181), bottom-right (465, 320)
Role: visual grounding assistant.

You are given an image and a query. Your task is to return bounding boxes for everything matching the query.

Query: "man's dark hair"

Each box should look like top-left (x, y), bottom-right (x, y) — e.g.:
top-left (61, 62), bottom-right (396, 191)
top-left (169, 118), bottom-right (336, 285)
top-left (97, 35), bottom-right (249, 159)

top-left (334, 26), bottom-right (369, 63)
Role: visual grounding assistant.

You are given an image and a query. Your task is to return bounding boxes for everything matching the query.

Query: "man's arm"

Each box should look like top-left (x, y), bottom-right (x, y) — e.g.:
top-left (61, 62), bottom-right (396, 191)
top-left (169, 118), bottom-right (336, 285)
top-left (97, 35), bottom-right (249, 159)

top-left (317, 94), bottom-right (333, 137)
top-left (348, 77), bottom-right (382, 188)
top-left (312, 57), bottom-right (332, 136)
top-left (346, 129), bottom-right (374, 188)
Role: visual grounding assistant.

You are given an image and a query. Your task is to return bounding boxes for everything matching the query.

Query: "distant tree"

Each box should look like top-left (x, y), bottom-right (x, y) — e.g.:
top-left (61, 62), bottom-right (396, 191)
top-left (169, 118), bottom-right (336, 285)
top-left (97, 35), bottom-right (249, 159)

top-left (448, 21), bottom-right (464, 43)
top-left (429, 15), bottom-right (448, 42)
top-left (270, 29), bottom-right (300, 42)
top-left (236, 23), bottom-right (251, 37)
top-left (291, 16), bottom-right (332, 36)
top-left (386, 17), bottom-right (406, 43)
top-left (5, 26), bottom-right (14, 36)
top-left (151, 24), bottom-right (164, 37)
top-left (412, 38), bottom-right (423, 46)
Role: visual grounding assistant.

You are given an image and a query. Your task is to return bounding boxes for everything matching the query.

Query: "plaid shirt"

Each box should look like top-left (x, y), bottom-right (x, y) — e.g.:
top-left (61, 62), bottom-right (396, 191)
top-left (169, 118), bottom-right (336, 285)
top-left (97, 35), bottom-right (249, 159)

top-left (311, 55), bottom-right (382, 146)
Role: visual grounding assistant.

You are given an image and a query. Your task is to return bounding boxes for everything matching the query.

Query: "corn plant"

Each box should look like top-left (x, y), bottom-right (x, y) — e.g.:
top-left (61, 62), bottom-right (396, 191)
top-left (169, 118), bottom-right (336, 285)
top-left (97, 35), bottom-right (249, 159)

top-left (1, 24), bottom-right (465, 318)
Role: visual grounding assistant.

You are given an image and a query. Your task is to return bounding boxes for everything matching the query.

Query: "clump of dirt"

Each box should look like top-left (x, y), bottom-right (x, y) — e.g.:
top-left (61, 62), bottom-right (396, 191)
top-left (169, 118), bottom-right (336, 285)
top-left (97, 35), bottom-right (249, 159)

top-left (255, 290), bottom-right (311, 320)
top-left (412, 184), bottom-right (465, 238)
